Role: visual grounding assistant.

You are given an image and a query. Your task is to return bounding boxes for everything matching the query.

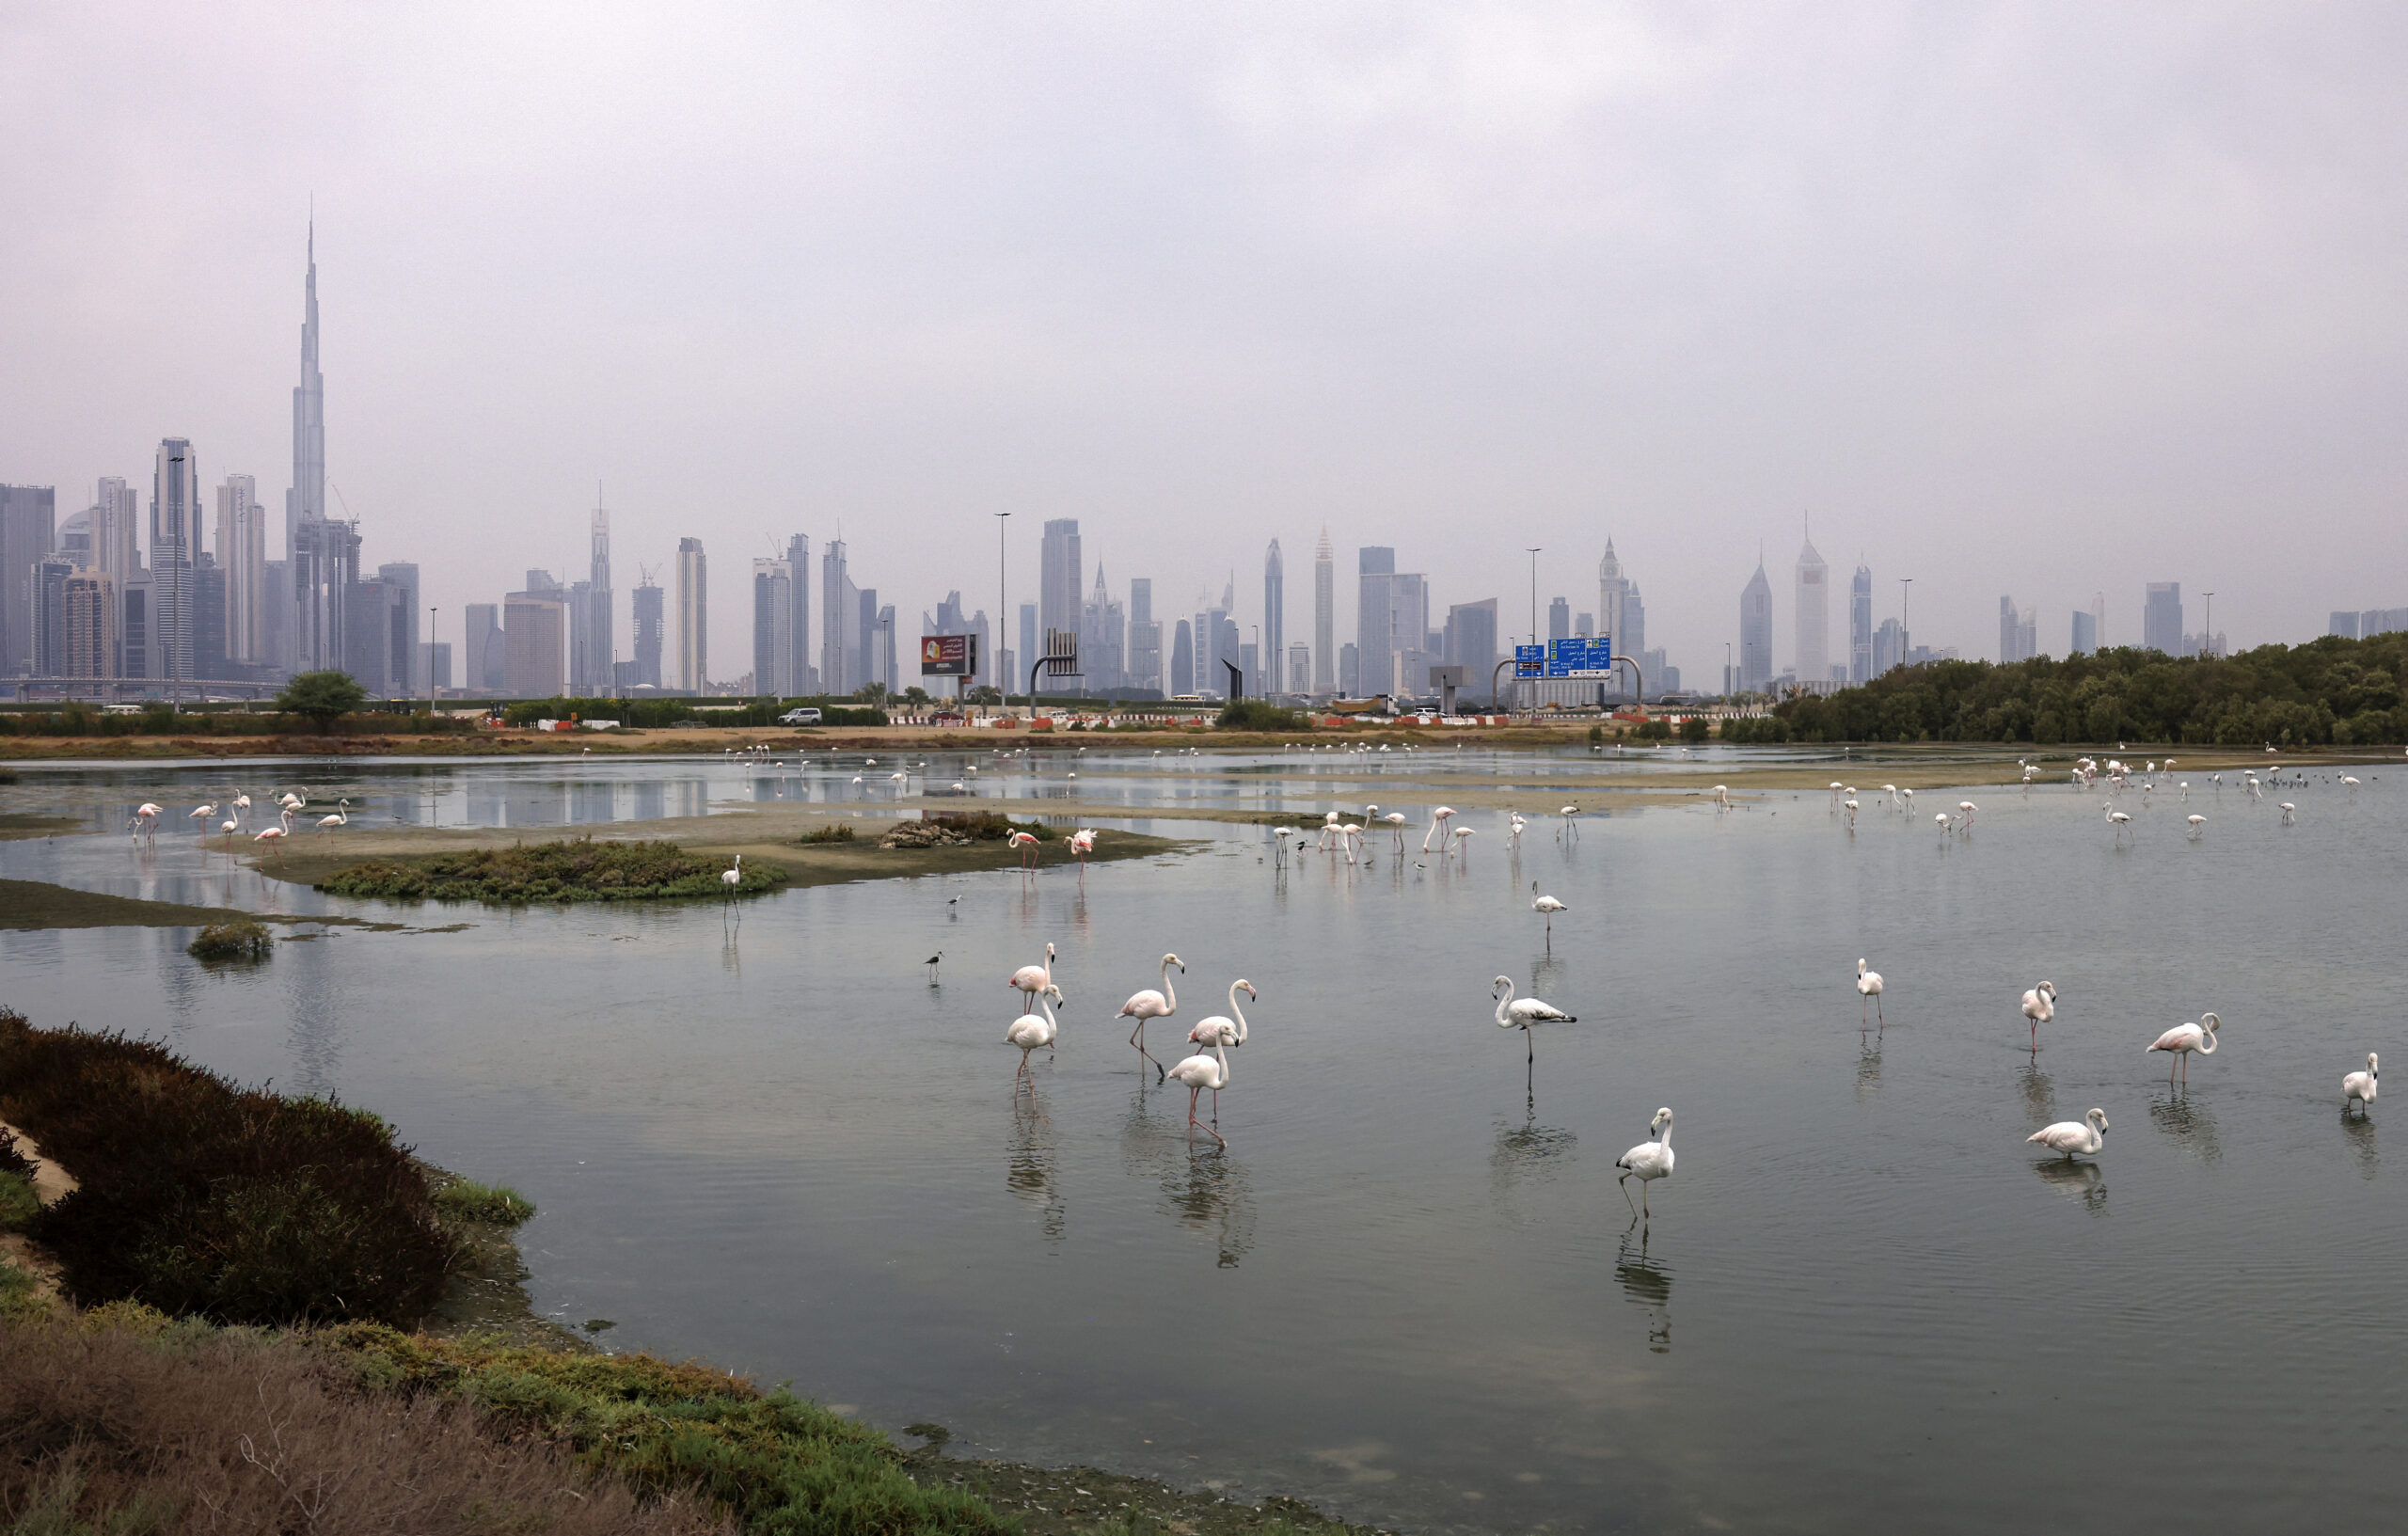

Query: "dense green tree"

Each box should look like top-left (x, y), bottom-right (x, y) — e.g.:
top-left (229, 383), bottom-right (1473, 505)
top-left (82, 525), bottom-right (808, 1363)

top-left (275, 671), bottom-right (368, 732)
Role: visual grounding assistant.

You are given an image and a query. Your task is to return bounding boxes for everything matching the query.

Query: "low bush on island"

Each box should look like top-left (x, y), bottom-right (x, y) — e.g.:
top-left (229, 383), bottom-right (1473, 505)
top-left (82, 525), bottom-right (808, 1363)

top-left (431, 1175), bottom-right (537, 1227)
top-left (928, 811), bottom-right (1054, 842)
top-left (0, 1010), bottom-right (456, 1326)
top-left (317, 839), bottom-right (784, 904)
top-left (186, 917), bottom-right (273, 962)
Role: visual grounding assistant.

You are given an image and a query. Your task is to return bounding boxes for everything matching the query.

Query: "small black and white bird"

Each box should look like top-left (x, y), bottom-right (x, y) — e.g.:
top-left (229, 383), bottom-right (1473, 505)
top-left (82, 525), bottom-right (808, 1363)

top-left (925, 951), bottom-right (943, 984)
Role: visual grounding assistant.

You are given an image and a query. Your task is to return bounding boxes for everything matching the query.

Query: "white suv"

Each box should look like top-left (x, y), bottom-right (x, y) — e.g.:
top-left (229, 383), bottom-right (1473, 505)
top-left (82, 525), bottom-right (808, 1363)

top-left (776, 708), bottom-right (823, 725)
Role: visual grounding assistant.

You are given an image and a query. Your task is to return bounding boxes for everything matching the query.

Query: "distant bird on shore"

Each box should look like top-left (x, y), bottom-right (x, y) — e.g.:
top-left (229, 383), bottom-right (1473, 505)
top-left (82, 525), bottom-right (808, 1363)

top-left (2344, 1053), bottom-right (2379, 1116)
top-left (2028, 1108), bottom-right (2108, 1161)
top-left (1616, 1108), bottom-right (1675, 1219)
top-left (1857, 958), bottom-right (1884, 1026)
top-left (2146, 1013), bottom-right (2221, 1085)
top-left (721, 854), bottom-right (743, 900)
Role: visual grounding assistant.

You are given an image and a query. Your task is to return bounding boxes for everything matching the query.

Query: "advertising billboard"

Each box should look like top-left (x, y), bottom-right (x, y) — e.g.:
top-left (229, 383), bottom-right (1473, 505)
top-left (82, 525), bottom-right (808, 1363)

top-left (920, 634), bottom-right (978, 677)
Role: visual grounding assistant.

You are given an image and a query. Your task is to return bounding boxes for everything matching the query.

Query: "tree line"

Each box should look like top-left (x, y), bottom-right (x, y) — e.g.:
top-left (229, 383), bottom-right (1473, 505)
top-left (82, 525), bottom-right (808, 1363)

top-left (1723, 632), bottom-right (2408, 746)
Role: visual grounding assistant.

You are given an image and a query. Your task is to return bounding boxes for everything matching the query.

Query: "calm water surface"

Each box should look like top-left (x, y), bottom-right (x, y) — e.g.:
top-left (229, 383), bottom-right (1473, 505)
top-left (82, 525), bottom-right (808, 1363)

top-left (2, 752), bottom-right (2402, 1533)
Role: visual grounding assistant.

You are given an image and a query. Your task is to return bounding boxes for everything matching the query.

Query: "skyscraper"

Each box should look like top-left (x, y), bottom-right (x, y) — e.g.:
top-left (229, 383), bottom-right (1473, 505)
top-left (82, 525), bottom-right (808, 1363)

top-left (1356, 546), bottom-right (1396, 698)
top-left (1312, 528), bottom-right (1334, 694)
top-left (92, 478), bottom-right (137, 583)
top-left (1263, 539), bottom-right (1284, 692)
top-left (1621, 587), bottom-right (1646, 698)
top-left (376, 562), bottom-right (420, 690)
top-left (1548, 596), bottom-right (1570, 642)
top-left (1597, 542), bottom-right (1631, 646)
top-left (465, 603), bottom-right (503, 691)
top-left (2143, 582), bottom-right (2182, 656)
top-left (1039, 519), bottom-right (1081, 661)
top-left (0, 485), bottom-right (55, 674)
top-left (215, 476), bottom-right (266, 666)
top-left (1081, 564), bottom-right (1125, 691)
top-left (150, 439), bottom-right (200, 689)
top-left (2070, 608), bottom-right (2098, 656)
top-left (1739, 558), bottom-right (1773, 693)
top-left (577, 503), bottom-right (614, 693)
top-left (630, 580), bottom-right (663, 689)
top-left (820, 539), bottom-right (859, 693)
top-left (1443, 599), bottom-right (1498, 703)
top-left (1794, 531), bottom-right (1829, 687)
top-left (1998, 596), bottom-right (2036, 663)
top-left (1170, 619), bottom-right (1192, 696)
top-left (285, 223), bottom-right (342, 675)
top-left (752, 559), bottom-right (795, 694)
top-left (784, 534), bottom-right (814, 694)
top-left (675, 537), bottom-right (707, 690)
top-left (1848, 563), bottom-right (1874, 685)
top-left (1126, 578), bottom-right (1161, 694)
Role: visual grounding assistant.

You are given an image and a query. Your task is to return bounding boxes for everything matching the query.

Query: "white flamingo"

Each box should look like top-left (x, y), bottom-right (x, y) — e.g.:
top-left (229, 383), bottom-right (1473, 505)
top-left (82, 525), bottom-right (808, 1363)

top-left (1384, 811), bottom-right (1410, 851)
top-left (2027, 1107), bottom-right (2108, 1160)
top-left (2146, 1012), bottom-right (2221, 1084)
top-left (1164, 1033), bottom-right (1231, 1147)
top-left (314, 799), bottom-right (350, 831)
top-left (230, 792), bottom-right (252, 826)
top-left (2105, 806), bottom-right (2132, 840)
top-left (2279, 802), bottom-right (2296, 825)
top-left (1616, 1107), bottom-right (1675, 1218)
top-left (2020, 981), bottom-right (2059, 1050)
top-left (1006, 942), bottom-right (1056, 1011)
top-left (1422, 806), bottom-right (1457, 853)
top-left (189, 802), bottom-right (216, 830)
top-left (1186, 979), bottom-right (1255, 1049)
top-left (1117, 952), bottom-right (1183, 1079)
top-left (1957, 800), bottom-right (1976, 829)
top-left (2186, 815), bottom-right (2205, 838)
top-left (1844, 797), bottom-right (1859, 828)
top-left (1558, 805), bottom-right (1582, 841)
top-left (131, 802), bottom-right (162, 841)
top-left (720, 854), bottom-right (743, 900)
top-left (1450, 826), bottom-right (1474, 859)
top-left (1713, 784), bottom-right (1731, 811)
top-left (2343, 1053), bottom-right (2378, 1116)
top-left (1857, 958), bottom-right (1884, 1026)
top-left (1528, 880), bottom-right (1569, 938)
top-left (1006, 986), bottom-right (1063, 1080)
top-left (1493, 975), bottom-right (1576, 1066)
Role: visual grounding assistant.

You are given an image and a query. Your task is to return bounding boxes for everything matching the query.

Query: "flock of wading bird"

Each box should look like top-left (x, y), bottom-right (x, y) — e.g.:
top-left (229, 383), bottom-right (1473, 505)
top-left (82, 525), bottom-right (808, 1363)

top-left (983, 751), bottom-right (2388, 1222)
top-left (124, 787), bottom-right (349, 859)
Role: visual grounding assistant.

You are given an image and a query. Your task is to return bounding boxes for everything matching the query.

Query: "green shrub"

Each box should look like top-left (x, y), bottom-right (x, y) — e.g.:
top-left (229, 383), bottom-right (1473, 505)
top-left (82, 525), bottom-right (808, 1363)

top-left (186, 918), bottom-right (273, 962)
top-left (317, 839), bottom-right (784, 905)
top-left (0, 1011), bottom-right (455, 1327)
top-left (929, 811), bottom-right (1054, 842)
top-left (1681, 714), bottom-right (1710, 742)
top-left (801, 822), bottom-right (857, 844)
top-left (433, 1178), bottom-right (536, 1227)
top-left (1216, 698), bottom-right (1306, 731)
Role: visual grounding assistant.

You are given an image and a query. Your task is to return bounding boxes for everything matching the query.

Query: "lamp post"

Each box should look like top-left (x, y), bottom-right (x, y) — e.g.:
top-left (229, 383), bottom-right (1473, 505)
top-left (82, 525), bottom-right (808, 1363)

top-left (427, 607), bottom-right (438, 717)
top-left (993, 512), bottom-right (1010, 706)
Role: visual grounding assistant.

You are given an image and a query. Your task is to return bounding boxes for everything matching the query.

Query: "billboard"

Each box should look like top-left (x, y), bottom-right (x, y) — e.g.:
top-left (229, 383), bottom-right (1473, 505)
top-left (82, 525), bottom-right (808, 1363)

top-left (920, 634), bottom-right (978, 677)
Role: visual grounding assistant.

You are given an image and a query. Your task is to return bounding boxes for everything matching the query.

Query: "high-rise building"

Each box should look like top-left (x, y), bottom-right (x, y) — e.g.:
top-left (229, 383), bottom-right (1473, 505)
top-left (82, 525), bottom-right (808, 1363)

top-left (1017, 604), bottom-right (1037, 693)
top-left (1263, 539), bottom-right (1284, 690)
top-left (150, 439), bottom-right (202, 690)
top-left (1312, 528), bottom-right (1335, 694)
top-left (31, 557), bottom-right (73, 676)
top-left (2143, 583), bottom-right (2183, 656)
top-left (1390, 571), bottom-right (1431, 701)
top-left (1621, 586), bottom-right (1646, 698)
top-left (752, 559), bottom-right (795, 695)
top-left (820, 540), bottom-right (861, 694)
top-left (1794, 532), bottom-right (1828, 687)
top-left (346, 576), bottom-right (409, 696)
top-left (285, 224), bottom-right (346, 677)
top-left (1998, 596), bottom-right (2037, 663)
top-left (675, 537), bottom-right (707, 690)
top-left (2328, 611), bottom-right (2361, 640)
top-left (377, 562), bottom-right (420, 690)
top-left (504, 589), bottom-right (565, 698)
top-left (1443, 599), bottom-right (1498, 704)
top-left (1040, 519), bottom-right (1082, 658)
top-left (1339, 641), bottom-right (1359, 696)
top-left (1597, 541), bottom-right (1631, 646)
top-left (1576, 610), bottom-right (1594, 636)
top-left (630, 579), bottom-right (663, 689)
top-left (574, 504), bottom-right (614, 694)
top-left (119, 571), bottom-right (152, 682)
top-left (1739, 558), bottom-right (1774, 694)
top-left (1849, 563), bottom-right (1874, 685)
top-left (419, 641), bottom-right (452, 691)
top-left (92, 478), bottom-right (138, 584)
top-left (1126, 578), bottom-right (1161, 693)
top-left (783, 534), bottom-right (814, 694)
top-left (0, 484), bottom-right (56, 673)
top-left (215, 476), bottom-right (267, 666)
top-left (1169, 619), bottom-right (1193, 696)
top-left (1872, 617), bottom-right (1905, 676)
top-left (1288, 641), bottom-right (1309, 693)
top-left (64, 571), bottom-right (116, 679)
top-left (1548, 596), bottom-right (1570, 642)
top-left (2070, 608), bottom-right (2098, 656)
top-left (2088, 593), bottom-right (2106, 651)
top-left (1080, 564), bottom-right (1126, 691)
top-left (1356, 546), bottom-right (1396, 699)
top-left (465, 603), bottom-right (503, 691)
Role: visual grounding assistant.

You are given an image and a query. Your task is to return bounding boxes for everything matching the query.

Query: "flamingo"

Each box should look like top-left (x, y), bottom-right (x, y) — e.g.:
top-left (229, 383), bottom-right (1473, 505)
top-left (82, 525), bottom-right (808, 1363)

top-left (720, 854), bottom-right (743, 900)
top-left (230, 792), bottom-right (251, 826)
top-left (1844, 797), bottom-right (1859, 828)
top-left (1339, 824), bottom-right (1363, 864)
top-left (278, 791), bottom-right (305, 811)
top-left (1318, 811), bottom-right (1341, 852)
top-left (2146, 1012), bottom-right (2221, 1084)
top-left (1185, 979), bottom-right (1255, 1049)
top-left (2020, 981), bottom-right (2059, 1049)
top-left (2106, 806), bottom-right (2132, 840)
top-left (1857, 958), bottom-right (1884, 1026)
top-left (1422, 806), bottom-right (1457, 853)
top-left (1935, 811), bottom-right (1952, 837)
top-left (1450, 826), bottom-right (1475, 859)
top-left (1006, 942), bottom-right (1056, 1010)
top-left (1900, 787), bottom-right (1914, 814)
top-left (1117, 953), bottom-right (1183, 1078)
top-left (1384, 811), bottom-right (1410, 851)
top-left (2344, 1053), bottom-right (2379, 1116)
top-left (1506, 812), bottom-right (1526, 847)
top-left (1615, 1107), bottom-right (1675, 1218)
top-left (1164, 1032), bottom-right (1231, 1147)
top-left (314, 800), bottom-right (350, 831)
top-left (1713, 784), bottom-right (1730, 811)
top-left (1069, 828), bottom-right (1097, 876)
top-left (1006, 830), bottom-right (1041, 870)
top-left (1529, 881), bottom-right (1567, 938)
top-left (2343, 775), bottom-right (2361, 788)
top-left (189, 803), bottom-right (217, 831)
top-left (131, 802), bottom-right (162, 841)
top-left (2279, 802), bottom-right (2296, 825)
top-left (252, 825), bottom-right (287, 862)
top-left (2027, 1107), bottom-right (2108, 1161)
top-left (1558, 805), bottom-right (1581, 841)
top-left (1006, 986), bottom-right (1063, 1080)
top-left (1493, 975), bottom-right (1576, 1066)
top-left (1957, 800), bottom-right (1976, 830)
top-left (2186, 815), bottom-right (2205, 838)
top-left (218, 818), bottom-right (238, 849)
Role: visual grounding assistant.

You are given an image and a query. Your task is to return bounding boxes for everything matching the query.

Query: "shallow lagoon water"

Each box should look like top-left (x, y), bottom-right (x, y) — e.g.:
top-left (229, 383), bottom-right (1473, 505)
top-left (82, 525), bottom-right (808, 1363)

top-left (3, 752), bottom-right (2404, 1533)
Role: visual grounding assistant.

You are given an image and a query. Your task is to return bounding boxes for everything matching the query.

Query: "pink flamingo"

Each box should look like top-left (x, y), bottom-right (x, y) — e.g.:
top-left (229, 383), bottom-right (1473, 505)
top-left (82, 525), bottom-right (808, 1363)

top-left (252, 825), bottom-right (287, 863)
top-left (1006, 829), bottom-right (1041, 870)
top-left (130, 803), bottom-right (162, 842)
top-left (1069, 829), bottom-right (1097, 879)
top-left (1164, 1032), bottom-right (1231, 1148)
top-left (1421, 806), bottom-right (1457, 852)
top-left (1117, 952), bottom-right (1183, 1080)
top-left (1006, 986), bottom-right (1063, 1081)
top-left (1006, 942), bottom-right (1056, 1012)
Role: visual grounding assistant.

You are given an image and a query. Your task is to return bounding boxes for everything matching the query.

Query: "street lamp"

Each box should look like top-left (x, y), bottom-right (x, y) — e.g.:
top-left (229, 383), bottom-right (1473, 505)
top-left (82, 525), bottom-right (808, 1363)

top-left (993, 513), bottom-right (1010, 705)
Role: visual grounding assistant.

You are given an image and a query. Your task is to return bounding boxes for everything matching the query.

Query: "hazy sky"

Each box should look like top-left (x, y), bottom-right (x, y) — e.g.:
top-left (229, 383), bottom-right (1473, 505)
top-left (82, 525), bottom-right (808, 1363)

top-left (6, 2), bottom-right (2405, 682)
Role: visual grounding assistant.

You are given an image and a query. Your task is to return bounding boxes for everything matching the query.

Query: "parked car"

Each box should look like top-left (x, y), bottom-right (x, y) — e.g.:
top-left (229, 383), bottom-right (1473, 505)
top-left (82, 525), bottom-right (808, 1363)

top-left (777, 707), bottom-right (823, 725)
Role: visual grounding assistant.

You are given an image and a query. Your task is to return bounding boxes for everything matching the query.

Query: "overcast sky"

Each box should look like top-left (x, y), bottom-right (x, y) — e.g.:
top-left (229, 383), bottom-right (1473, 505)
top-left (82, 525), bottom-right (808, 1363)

top-left (6, 2), bottom-right (2405, 682)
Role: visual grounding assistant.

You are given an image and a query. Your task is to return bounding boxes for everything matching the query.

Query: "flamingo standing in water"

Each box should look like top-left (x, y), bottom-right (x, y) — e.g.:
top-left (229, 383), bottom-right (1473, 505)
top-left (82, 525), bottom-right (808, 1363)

top-left (1558, 805), bottom-right (1582, 841)
top-left (1117, 953), bottom-right (1183, 1079)
top-left (1007, 942), bottom-right (1057, 1012)
top-left (1164, 1032), bottom-right (1231, 1147)
top-left (218, 818), bottom-right (239, 851)
top-left (188, 803), bottom-right (217, 833)
top-left (2146, 1012), bottom-right (2221, 1084)
top-left (1006, 830), bottom-right (1041, 870)
top-left (1006, 986), bottom-right (1064, 1081)
top-left (252, 825), bottom-right (287, 862)
top-left (1493, 975), bottom-right (1576, 1067)
top-left (1616, 1107), bottom-right (1675, 1218)
top-left (1529, 882), bottom-right (1567, 939)
top-left (1069, 829), bottom-right (1097, 878)
top-left (1186, 979), bottom-right (1255, 1050)
top-left (131, 803), bottom-right (162, 842)
top-left (2344, 1053), bottom-right (2379, 1116)
top-left (2027, 1108), bottom-right (2108, 1161)
top-left (1383, 811), bottom-right (1410, 852)
top-left (2020, 980), bottom-right (2059, 1050)
top-left (230, 792), bottom-right (252, 828)
top-left (1422, 806), bottom-right (1457, 852)
top-left (720, 854), bottom-right (743, 901)
top-left (1857, 958), bottom-right (1884, 1026)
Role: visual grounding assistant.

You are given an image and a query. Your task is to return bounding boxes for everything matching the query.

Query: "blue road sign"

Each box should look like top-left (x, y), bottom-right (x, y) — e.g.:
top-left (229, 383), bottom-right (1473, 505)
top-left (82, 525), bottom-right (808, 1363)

top-left (1545, 637), bottom-right (1613, 678)
top-left (1513, 644), bottom-right (1545, 678)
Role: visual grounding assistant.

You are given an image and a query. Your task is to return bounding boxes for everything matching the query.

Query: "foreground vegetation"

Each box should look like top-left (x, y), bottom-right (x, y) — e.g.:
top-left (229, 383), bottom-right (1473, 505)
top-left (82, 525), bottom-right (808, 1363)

top-left (1734, 633), bottom-right (2408, 746)
top-left (318, 838), bottom-right (786, 904)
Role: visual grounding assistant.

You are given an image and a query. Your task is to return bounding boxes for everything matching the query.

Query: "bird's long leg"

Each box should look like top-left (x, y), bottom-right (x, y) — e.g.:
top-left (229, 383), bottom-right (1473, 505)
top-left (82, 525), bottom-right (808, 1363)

top-left (1620, 1173), bottom-right (1639, 1218)
top-left (1877, 994), bottom-right (1884, 1026)
top-left (1641, 1182), bottom-right (1650, 1215)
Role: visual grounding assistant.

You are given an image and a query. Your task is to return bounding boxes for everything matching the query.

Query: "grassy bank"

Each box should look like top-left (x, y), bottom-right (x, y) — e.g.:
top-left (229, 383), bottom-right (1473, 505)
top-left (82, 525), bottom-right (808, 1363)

top-left (318, 837), bottom-right (787, 904)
